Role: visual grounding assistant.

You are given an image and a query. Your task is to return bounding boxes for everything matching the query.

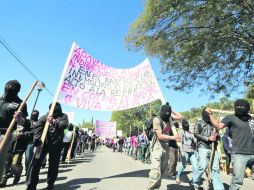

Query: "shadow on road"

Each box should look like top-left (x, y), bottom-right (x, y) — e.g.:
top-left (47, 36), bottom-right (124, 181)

top-left (103, 169), bottom-right (149, 179)
top-left (54, 178), bottom-right (101, 190)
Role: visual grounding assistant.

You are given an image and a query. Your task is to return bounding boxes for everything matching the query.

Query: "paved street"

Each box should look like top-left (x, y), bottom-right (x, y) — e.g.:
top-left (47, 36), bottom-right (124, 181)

top-left (4, 146), bottom-right (253, 190)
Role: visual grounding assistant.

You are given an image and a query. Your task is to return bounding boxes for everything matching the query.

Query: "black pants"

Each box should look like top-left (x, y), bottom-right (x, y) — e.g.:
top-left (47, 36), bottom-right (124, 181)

top-left (61, 142), bottom-right (70, 162)
top-left (224, 150), bottom-right (231, 173)
top-left (71, 141), bottom-right (78, 159)
top-left (26, 141), bottom-right (62, 189)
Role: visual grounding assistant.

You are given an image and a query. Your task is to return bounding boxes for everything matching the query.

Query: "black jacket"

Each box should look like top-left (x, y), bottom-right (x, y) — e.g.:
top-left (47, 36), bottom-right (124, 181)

top-left (12, 120), bottom-right (33, 153)
top-left (33, 113), bottom-right (69, 146)
top-left (0, 96), bottom-right (28, 134)
top-left (194, 119), bottom-right (218, 149)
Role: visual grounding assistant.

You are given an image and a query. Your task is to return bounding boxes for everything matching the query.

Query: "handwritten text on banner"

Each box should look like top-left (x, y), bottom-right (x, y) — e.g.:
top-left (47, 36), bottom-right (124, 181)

top-left (57, 43), bottom-right (163, 111)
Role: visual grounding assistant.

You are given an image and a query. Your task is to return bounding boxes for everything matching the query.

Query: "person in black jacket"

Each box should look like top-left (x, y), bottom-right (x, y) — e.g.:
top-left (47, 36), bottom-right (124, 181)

top-left (192, 108), bottom-right (224, 190)
top-left (26, 102), bottom-right (68, 190)
top-left (25, 110), bottom-right (39, 175)
top-left (0, 80), bottom-right (28, 187)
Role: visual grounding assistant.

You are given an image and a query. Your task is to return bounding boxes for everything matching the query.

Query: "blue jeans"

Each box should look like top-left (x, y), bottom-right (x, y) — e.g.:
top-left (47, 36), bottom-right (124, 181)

top-left (25, 143), bottom-right (34, 171)
top-left (230, 154), bottom-right (254, 190)
top-left (177, 152), bottom-right (198, 182)
top-left (193, 148), bottom-right (224, 190)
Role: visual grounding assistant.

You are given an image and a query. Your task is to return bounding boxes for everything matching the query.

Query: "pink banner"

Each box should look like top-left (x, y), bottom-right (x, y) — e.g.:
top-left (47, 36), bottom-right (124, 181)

top-left (57, 43), bottom-right (163, 111)
top-left (95, 120), bottom-right (116, 138)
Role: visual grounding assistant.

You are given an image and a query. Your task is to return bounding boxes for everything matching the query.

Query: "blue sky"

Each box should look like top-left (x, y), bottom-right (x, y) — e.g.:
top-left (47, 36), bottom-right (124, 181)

top-left (0, 1), bottom-right (241, 125)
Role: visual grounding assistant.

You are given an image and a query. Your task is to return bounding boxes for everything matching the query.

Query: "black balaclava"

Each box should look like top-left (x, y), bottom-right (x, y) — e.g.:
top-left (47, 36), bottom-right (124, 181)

top-left (182, 119), bottom-right (190, 131)
top-left (68, 123), bottom-right (74, 131)
top-left (31, 110), bottom-right (39, 121)
top-left (3, 80), bottom-right (21, 101)
top-left (174, 122), bottom-right (179, 128)
top-left (234, 99), bottom-right (250, 121)
top-left (202, 108), bottom-right (211, 124)
top-left (160, 103), bottom-right (172, 122)
top-left (49, 102), bottom-right (62, 118)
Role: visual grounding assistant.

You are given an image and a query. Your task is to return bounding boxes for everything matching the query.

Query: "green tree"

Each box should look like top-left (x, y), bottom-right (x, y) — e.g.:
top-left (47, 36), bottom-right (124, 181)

top-left (78, 120), bottom-right (94, 130)
top-left (111, 100), bottom-right (162, 136)
top-left (126, 0), bottom-right (254, 96)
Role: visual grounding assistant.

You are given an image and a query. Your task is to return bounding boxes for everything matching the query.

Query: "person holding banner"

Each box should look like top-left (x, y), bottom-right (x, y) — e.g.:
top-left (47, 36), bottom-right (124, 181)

top-left (26, 102), bottom-right (69, 190)
top-left (0, 80), bottom-right (28, 187)
top-left (147, 103), bottom-right (180, 190)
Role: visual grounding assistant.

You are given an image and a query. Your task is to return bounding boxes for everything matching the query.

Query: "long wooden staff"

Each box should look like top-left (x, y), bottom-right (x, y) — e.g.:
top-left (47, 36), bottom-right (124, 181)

top-left (67, 126), bottom-right (76, 164)
top-left (211, 108), bottom-right (254, 116)
top-left (35, 101), bottom-right (58, 159)
top-left (0, 80), bottom-right (38, 155)
top-left (206, 106), bottom-right (223, 189)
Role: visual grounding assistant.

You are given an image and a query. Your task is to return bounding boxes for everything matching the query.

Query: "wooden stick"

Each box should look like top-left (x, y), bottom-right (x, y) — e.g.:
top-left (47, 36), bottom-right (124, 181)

top-left (211, 109), bottom-right (254, 116)
top-left (206, 107), bottom-right (223, 188)
top-left (35, 101), bottom-right (57, 159)
top-left (67, 126), bottom-right (76, 164)
top-left (0, 80), bottom-right (38, 154)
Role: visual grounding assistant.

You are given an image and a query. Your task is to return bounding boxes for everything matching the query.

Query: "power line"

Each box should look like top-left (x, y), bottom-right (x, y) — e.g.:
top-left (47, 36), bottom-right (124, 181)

top-left (0, 35), bottom-right (71, 111)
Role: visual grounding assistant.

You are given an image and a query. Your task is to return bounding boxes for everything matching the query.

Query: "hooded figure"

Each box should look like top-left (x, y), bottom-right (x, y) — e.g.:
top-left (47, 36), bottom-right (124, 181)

top-left (202, 108), bottom-right (211, 124)
top-left (30, 110), bottom-right (39, 121)
top-left (234, 99), bottom-right (250, 121)
top-left (182, 118), bottom-right (190, 131)
top-left (49, 102), bottom-right (62, 118)
top-left (160, 103), bottom-right (172, 122)
top-left (68, 123), bottom-right (74, 131)
top-left (3, 80), bottom-right (21, 101)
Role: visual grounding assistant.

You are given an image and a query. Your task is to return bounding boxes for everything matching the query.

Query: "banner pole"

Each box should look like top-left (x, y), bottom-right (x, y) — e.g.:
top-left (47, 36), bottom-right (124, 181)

top-left (36, 42), bottom-right (77, 159)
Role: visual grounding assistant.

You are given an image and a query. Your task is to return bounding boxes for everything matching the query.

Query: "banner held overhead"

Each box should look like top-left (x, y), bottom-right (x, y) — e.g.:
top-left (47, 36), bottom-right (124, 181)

top-left (57, 43), bottom-right (164, 111)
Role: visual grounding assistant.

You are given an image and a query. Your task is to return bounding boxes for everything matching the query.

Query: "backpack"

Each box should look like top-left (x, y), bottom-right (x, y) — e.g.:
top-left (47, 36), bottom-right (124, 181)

top-left (145, 114), bottom-right (157, 141)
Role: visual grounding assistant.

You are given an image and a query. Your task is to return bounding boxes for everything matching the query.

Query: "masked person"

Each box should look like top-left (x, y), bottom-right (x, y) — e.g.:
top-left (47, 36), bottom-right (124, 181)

top-left (147, 103), bottom-right (180, 190)
top-left (70, 126), bottom-right (79, 159)
top-left (176, 119), bottom-right (198, 184)
top-left (26, 102), bottom-right (69, 190)
top-left (25, 110), bottom-right (39, 175)
top-left (207, 99), bottom-right (254, 190)
top-left (0, 80), bottom-right (28, 187)
top-left (61, 123), bottom-right (74, 163)
top-left (192, 108), bottom-right (224, 190)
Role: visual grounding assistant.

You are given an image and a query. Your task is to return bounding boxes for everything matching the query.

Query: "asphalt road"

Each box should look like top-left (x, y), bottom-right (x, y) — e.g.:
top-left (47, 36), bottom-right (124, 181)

top-left (4, 146), bottom-right (254, 190)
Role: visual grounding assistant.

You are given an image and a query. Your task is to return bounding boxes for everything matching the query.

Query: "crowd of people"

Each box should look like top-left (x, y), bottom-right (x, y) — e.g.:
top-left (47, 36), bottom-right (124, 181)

top-left (0, 80), bottom-right (102, 190)
top-left (104, 102), bottom-right (254, 190)
top-left (0, 79), bottom-right (254, 190)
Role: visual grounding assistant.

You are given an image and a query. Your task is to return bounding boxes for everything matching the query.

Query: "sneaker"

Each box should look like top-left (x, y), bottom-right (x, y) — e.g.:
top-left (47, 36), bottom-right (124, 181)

top-left (176, 176), bottom-right (181, 184)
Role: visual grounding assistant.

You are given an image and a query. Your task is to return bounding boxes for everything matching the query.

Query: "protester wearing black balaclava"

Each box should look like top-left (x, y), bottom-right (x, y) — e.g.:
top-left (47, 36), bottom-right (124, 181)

top-left (202, 108), bottom-right (211, 124)
top-left (208, 99), bottom-right (254, 190)
top-left (68, 123), bottom-right (74, 131)
top-left (234, 99), bottom-right (250, 121)
top-left (160, 102), bottom-right (172, 122)
top-left (182, 119), bottom-right (190, 132)
top-left (26, 102), bottom-right (68, 190)
top-left (25, 110), bottom-right (40, 176)
top-left (3, 80), bottom-right (21, 101)
top-left (0, 80), bottom-right (28, 187)
top-left (49, 102), bottom-right (62, 118)
top-left (30, 110), bottom-right (39, 121)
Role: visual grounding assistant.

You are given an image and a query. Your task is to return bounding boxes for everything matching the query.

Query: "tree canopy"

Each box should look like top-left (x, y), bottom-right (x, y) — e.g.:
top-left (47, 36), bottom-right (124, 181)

top-left (126, 0), bottom-right (254, 96)
top-left (111, 100), bottom-right (162, 136)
